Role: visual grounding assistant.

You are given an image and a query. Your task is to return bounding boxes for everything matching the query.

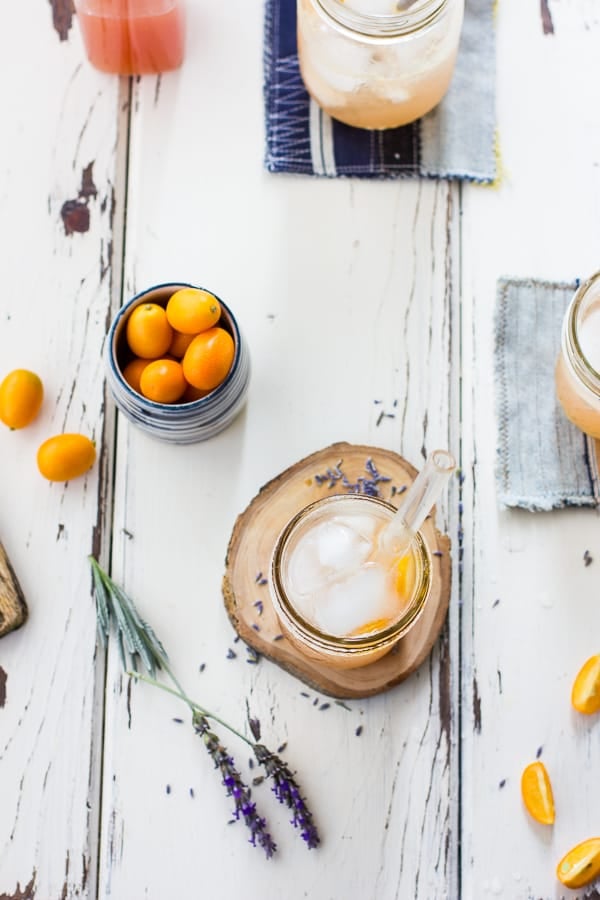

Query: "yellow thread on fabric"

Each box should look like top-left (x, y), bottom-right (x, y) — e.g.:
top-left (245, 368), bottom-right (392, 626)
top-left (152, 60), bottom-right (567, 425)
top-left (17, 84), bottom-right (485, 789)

top-left (480, 129), bottom-right (504, 189)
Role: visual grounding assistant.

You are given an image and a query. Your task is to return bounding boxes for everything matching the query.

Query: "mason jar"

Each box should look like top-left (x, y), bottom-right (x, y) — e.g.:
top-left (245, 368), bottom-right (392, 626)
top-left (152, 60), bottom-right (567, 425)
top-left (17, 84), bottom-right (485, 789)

top-left (269, 494), bottom-right (432, 670)
top-left (555, 272), bottom-right (600, 440)
top-left (297, 0), bottom-right (465, 130)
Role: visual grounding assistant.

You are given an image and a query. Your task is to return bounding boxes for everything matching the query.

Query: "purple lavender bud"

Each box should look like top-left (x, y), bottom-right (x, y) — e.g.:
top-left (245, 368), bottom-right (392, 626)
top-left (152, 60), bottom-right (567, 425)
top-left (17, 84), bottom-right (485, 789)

top-left (253, 744), bottom-right (320, 850)
top-left (194, 714), bottom-right (276, 858)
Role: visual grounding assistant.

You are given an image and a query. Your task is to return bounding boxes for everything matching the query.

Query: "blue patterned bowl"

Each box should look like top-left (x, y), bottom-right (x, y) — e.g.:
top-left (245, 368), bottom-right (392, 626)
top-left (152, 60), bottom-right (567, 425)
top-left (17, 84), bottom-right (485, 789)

top-left (106, 282), bottom-right (250, 443)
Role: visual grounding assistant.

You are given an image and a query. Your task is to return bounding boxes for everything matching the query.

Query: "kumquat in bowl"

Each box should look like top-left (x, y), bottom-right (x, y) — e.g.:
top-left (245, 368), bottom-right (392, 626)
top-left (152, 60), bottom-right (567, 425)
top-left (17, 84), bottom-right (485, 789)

top-left (106, 283), bottom-right (250, 443)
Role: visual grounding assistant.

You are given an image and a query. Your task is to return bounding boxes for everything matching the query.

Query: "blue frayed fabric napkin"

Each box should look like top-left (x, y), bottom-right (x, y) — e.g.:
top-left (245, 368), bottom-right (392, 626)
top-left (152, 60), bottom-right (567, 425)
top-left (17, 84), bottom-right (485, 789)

top-left (263, 0), bottom-right (496, 181)
top-left (495, 277), bottom-right (600, 511)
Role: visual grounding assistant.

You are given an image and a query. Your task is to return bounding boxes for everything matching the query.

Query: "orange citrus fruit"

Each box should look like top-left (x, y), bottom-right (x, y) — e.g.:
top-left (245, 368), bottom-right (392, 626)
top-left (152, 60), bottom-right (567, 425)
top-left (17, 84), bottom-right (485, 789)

top-left (571, 654), bottom-right (600, 714)
top-left (139, 358), bottom-right (187, 404)
top-left (125, 303), bottom-right (173, 359)
top-left (557, 837), bottom-right (600, 889)
top-left (165, 288), bottom-right (221, 334)
top-left (37, 434), bottom-right (96, 482)
top-left (122, 357), bottom-right (149, 394)
top-left (181, 383), bottom-right (210, 403)
top-left (394, 553), bottom-right (415, 600)
top-left (350, 618), bottom-right (391, 636)
top-left (0, 369), bottom-right (44, 429)
top-left (520, 761), bottom-right (555, 825)
top-left (182, 327), bottom-right (235, 391)
top-left (168, 329), bottom-right (196, 359)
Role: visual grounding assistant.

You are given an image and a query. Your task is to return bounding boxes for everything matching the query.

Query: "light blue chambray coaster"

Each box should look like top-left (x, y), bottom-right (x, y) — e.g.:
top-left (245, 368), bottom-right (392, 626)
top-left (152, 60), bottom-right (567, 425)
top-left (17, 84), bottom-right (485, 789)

top-left (495, 277), bottom-right (600, 511)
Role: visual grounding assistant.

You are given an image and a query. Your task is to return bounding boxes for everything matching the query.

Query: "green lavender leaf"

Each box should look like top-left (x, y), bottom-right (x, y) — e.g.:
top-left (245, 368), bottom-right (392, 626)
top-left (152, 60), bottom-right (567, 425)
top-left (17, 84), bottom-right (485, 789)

top-left (90, 558), bottom-right (110, 645)
top-left (88, 556), bottom-right (166, 677)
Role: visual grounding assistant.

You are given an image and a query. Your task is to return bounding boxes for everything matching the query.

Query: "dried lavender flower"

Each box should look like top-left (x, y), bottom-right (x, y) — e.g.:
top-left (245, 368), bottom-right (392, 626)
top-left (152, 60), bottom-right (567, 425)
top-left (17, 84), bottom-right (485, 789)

top-left (248, 715), bottom-right (262, 742)
top-left (254, 744), bottom-right (320, 849)
top-left (313, 458), bottom-right (391, 497)
top-left (89, 556), bottom-right (321, 859)
top-left (194, 713), bottom-right (277, 858)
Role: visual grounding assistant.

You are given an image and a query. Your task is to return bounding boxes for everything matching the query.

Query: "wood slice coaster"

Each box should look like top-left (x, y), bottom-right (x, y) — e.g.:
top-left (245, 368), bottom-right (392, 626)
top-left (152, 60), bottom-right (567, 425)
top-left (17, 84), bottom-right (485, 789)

top-left (0, 542), bottom-right (28, 638)
top-left (222, 442), bottom-right (451, 699)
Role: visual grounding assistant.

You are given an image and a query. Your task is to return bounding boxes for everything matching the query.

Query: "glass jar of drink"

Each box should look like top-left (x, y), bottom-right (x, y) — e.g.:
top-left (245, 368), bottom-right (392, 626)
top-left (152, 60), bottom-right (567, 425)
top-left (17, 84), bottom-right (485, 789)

top-left (297, 0), bottom-right (465, 130)
top-left (74, 0), bottom-right (185, 75)
top-left (555, 272), bottom-right (600, 440)
top-left (269, 494), bottom-right (432, 670)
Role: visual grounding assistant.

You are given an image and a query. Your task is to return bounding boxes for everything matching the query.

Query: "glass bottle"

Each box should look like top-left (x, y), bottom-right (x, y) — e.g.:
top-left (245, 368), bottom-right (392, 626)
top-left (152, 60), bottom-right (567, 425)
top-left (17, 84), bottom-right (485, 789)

top-left (297, 0), bottom-right (464, 130)
top-left (555, 271), bottom-right (600, 440)
top-left (74, 0), bottom-right (185, 75)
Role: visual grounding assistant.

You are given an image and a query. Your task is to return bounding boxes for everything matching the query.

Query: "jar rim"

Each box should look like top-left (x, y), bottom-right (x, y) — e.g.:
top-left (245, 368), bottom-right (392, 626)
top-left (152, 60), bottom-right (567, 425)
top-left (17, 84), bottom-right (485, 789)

top-left (564, 271), bottom-right (600, 395)
top-left (270, 494), bottom-right (432, 654)
top-left (108, 282), bottom-right (242, 409)
top-left (313, 0), bottom-right (448, 37)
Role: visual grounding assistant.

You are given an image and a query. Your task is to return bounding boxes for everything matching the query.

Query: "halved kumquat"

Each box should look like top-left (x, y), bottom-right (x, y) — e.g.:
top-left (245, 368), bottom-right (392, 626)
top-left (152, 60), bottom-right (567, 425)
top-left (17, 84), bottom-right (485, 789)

top-left (520, 761), bottom-right (555, 825)
top-left (571, 653), bottom-right (600, 715)
top-left (350, 618), bottom-right (392, 637)
top-left (182, 327), bottom-right (234, 392)
top-left (557, 837), bottom-right (600, 889)
top-left (394, 553), bottom-right (415, 600)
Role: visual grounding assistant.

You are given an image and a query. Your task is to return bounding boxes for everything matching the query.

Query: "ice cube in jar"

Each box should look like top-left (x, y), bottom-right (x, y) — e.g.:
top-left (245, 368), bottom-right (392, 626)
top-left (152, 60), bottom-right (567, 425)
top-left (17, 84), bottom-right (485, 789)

top-left (270, 494), bottom-right (432, 669)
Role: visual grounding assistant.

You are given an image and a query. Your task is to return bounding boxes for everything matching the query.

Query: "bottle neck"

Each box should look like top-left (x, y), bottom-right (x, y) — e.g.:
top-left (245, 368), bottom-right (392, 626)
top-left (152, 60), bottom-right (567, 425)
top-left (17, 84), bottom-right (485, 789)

top-left (314, 0), bottom-right (448, 37)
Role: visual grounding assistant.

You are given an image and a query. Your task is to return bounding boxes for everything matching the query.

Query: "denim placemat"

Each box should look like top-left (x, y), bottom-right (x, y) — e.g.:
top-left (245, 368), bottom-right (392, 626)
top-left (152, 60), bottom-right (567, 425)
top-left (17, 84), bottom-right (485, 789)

top-left (495, 277), bottom-right (600, 511)
top-left (264, 0), bottom-right (496, 181)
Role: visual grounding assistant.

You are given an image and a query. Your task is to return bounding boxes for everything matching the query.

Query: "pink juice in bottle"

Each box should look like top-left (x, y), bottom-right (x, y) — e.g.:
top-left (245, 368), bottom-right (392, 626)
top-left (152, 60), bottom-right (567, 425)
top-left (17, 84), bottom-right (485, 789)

top-left (75, 0), bottom-right (185, 75)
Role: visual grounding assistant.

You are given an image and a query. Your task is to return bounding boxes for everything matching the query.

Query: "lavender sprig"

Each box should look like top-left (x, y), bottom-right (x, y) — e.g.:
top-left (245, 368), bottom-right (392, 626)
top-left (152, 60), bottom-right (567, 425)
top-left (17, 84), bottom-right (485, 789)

top-left (194, 713), bottom-right (276, 857)
top-left (249, 715), bottom-right (320, 849)
top-left (254, 744), bottom-right (321, 849)
top-left (89, 556), bottom-right (320, 857)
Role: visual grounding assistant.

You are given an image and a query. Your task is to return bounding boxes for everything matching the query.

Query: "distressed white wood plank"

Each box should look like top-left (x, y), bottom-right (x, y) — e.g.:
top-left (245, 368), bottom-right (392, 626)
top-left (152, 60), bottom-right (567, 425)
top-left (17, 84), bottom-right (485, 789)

top-left (97, 2), bottom-right (461, 896)
top-left (0, 4), bottom-right (123, 897)
top-left (460, 1), bottom-right (600, 898)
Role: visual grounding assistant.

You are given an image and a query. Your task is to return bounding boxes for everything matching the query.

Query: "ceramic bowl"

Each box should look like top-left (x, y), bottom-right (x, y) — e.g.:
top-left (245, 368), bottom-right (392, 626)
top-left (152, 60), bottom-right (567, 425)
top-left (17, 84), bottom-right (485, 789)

top-left (106, 282), bottom-right (250, 443)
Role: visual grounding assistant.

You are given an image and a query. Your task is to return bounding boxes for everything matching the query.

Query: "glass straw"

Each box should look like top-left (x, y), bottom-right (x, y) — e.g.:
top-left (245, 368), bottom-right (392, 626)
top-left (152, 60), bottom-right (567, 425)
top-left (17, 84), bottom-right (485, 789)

top-left (378, 449), bottom-right (456, 559)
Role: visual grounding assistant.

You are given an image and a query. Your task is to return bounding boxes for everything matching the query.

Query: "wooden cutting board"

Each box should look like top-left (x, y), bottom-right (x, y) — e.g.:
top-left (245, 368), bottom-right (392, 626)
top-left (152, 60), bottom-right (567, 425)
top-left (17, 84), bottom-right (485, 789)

top-left (0, 542), bottom-right (28, 637)
top-left (222, 442), bottom-right (452, 699)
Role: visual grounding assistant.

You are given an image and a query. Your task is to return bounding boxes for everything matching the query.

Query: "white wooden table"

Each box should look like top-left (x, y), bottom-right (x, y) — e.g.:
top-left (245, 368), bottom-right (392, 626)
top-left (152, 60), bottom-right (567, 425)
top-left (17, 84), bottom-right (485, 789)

top-left (1, 2), bottom-right (600, 897)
